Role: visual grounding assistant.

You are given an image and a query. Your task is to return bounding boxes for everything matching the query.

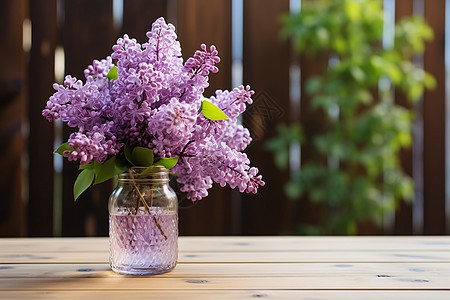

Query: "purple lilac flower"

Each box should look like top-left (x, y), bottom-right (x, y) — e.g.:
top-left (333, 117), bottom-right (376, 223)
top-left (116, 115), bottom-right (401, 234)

top-left (84, 56), bottom-right (114, 80)
top-left (147, 98), bottom-right (198, 157)
top-left (217, 120), bottom-right (252, 152)
top-left (42, 17), bottom-right (264, 201)
top-left (210, 85), bottom-right (254, 119)
top-left (111, 34), bottom-right (144, 69)
top-left (178, 44), bottom-right (221, 104)
top-left (42, 76), bottom-right (108, 132)
top-left (67, 127), bottom-right (121, 165)
top-left (173, 139), bottom-right (264, 201)
top-left (144, 18), bottom-right (182, 72)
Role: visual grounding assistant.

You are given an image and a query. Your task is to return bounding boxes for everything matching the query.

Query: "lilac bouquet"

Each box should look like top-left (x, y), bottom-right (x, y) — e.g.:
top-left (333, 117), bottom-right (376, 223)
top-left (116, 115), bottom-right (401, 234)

top-left (43, 17), bottom-right (264, 201)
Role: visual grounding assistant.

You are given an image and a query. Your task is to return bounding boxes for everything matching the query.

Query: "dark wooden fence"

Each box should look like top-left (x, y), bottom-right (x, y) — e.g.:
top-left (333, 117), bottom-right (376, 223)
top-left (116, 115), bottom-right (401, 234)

top-left (0, 0), bottom-right (447, 236)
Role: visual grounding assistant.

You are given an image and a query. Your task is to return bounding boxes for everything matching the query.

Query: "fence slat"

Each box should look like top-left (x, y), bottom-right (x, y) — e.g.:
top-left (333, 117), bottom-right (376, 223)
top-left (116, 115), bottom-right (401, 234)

top-left (27, 0), bottom-right (57, 236)
top-left (122, 0), bottom-right (168, 42)
top-left (176, 0), bottom-right (235, 235)
top-left (423, 1), bottom-right (446, 234)
top-left (242, 0), bottom-right (291, 234)
top-left (0, 0), bottom-right (27, 237)
top-left (393, 0), bottom-right (414, 235)
top-left (62, 0), bottom-right (114, 236)
top-left (177, 0), bottom-right (232, 97)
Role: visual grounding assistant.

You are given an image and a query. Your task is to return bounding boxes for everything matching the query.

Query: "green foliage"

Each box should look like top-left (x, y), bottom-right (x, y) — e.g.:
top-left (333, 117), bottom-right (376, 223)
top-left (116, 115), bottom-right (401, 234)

top-left (73, 156), bottom-right (129, 201)
top-left (54, 142), bottom-right (74, 157)
top-left (265, 124), bottom-right (303, 170)
top-left (269, 0), bottom-right (435, 234)
top-left (131, 147), bottom-right (155, 167)
top-left (106, 66), bottom-right (118, 80)
top-left (154, 157), bottom-right (179, 169)
top-left (57, 141), bottom-right (179, 201)
top-left (200, 99), bottom-right (229, 120)
top-left (74, 168), bottom-right (95, 201)
top-left (93, 156), bottom-right (128, 185)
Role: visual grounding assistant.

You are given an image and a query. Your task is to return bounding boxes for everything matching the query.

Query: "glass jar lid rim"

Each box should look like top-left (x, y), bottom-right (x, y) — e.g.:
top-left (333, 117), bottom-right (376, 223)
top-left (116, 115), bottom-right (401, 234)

top-left (117, 166), bottom-right (170, 182)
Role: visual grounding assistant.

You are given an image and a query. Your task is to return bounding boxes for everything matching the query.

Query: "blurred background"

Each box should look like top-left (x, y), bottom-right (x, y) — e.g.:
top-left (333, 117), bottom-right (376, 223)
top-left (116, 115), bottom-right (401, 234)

top-left (0, 0), bottom-right (449, 237)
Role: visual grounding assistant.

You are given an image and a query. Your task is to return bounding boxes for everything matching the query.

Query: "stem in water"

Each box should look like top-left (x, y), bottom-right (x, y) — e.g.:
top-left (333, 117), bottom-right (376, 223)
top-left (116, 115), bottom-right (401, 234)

top-left (128, 169), bottom-right (167, 240)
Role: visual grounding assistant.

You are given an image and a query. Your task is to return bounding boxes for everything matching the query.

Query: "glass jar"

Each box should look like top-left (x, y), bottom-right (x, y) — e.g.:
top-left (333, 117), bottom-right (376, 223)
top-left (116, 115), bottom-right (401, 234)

top-left (109, 166), bottom-right (178, 275)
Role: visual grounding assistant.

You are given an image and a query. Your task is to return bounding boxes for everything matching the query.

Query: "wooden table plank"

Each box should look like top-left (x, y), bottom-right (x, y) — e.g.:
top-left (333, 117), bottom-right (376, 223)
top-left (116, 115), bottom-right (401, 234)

top-left (1, 290), bottom-right (450, 300)
top-left (178, 250), bottom-right (450, 263)
top-left (0, 276), bottom-right (449, 290)
top-left (180, 236), bottom-right (450, 252)
top-left (1, 236), bottom-right (449, 252)
top-left (1, 236), bottom-right (449, 299)
top-left (1, 250), bottom-right (450, 264)
top-left (0, 262), bottom-right (449, 278)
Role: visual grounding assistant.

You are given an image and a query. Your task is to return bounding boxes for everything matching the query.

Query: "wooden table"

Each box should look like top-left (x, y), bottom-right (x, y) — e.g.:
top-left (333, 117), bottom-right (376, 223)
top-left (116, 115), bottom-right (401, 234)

top-left (0, 236), bottom-right (449, 299)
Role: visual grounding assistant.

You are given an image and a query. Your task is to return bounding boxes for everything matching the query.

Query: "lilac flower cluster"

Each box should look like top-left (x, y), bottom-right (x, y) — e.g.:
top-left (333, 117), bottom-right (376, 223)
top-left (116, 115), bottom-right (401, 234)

top-left (43, 17), bottom-right (264, 201)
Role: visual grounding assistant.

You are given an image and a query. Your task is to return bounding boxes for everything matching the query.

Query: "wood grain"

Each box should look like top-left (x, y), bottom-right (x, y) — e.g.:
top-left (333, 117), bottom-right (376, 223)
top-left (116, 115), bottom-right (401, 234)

top-left (423, 0), bottom-right (446, 234)
top-left (1, 291), bottom-right (449, 300)
top-left (2, 250), bottom-right (450, 264)
top-left (1, 275), bottom-right (449, 290)
top-left (0, 0), bottom-right (27, 237)
top-left (242, 0), bottom-right (292, 235)
top-left (0, 236), bottom-right (449, 252)
top-left (27, 0), bottom-right (57, 237)
top-left (393, 0), bottom-right (414, 235)
top-left (1, 262), bottom-right (449, 278)
top-left (122, 0), bottom-right (168, 43)
top-left (0, 236), bottom-right (449, 298)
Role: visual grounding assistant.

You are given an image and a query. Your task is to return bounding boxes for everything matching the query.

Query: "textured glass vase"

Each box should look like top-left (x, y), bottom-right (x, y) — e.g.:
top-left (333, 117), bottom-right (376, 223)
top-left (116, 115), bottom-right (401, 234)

top-left (109, 166), bottom-right (178, 275)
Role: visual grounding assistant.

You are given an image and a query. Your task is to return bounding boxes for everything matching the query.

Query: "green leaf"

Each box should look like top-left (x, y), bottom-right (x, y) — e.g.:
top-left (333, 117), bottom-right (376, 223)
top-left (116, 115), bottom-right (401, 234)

top-left (106, 65), bottom-right (118, 80)
top-left (131, 147), bottom-right (154, 166)
top-left (115, 157), bottom-right (130, 175)
top-left (79, 162), bottom-right (94, 170)
top-left (124, 142), bottom-right (133, 164)
top-left (140, 157), bottom-right (179, 175)
top-left (93, 160), bottom-right (101, 176)
top-left (54, 142), bottom-right (74, 157)
top-left (74, 168), bottom-right (95, 201)
top-left (93, 156), bottom-right (117, 185)
top-left (154, 156), bottom-right (179, 169)
top-left (306, 77), bottom-right (322, 95)
top-left (350, 66), bottom-right (365, 83)
top-left (274, 147), bottom-right (289, 170)
top-left (140, 165), bottom-right (159, 175)
top-left (200, 100), bottom-right (229, 120)
top-left (424, 72), bottom-right (437, 90)
top-left (93, 156), bottom-right (130, 185)
top-left (285, 180), bottom-right (303, 199)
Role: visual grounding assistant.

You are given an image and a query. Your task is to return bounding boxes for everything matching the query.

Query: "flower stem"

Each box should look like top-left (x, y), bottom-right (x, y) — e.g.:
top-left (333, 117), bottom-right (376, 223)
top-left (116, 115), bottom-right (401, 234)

top-left (128, 169), bottom-right (168, 240)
